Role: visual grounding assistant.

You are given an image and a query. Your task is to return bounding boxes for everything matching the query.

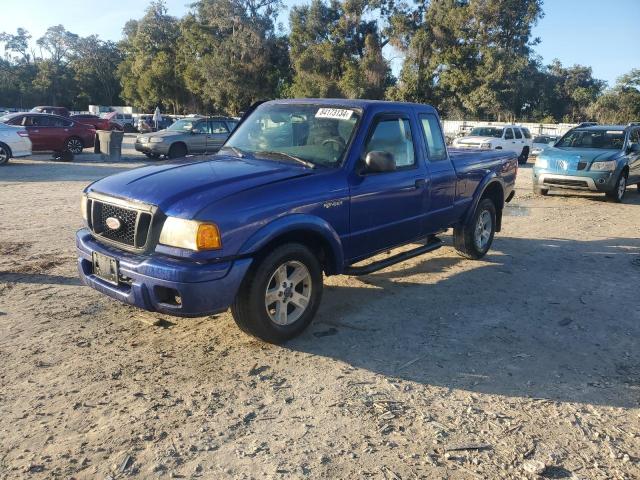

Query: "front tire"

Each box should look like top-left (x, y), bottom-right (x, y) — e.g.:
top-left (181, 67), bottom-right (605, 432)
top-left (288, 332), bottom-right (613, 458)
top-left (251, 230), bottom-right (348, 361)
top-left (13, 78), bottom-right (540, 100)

top-left (606, 172), bottom-right (627, 203)
top-left (64, 137), bottom-right (84, 154)
top-left (168, 143), bottom-right (187, 159)
top-left (0, 143), bottom-right (10, 166)
top-left (144, 152), bottom-right (161, 160)
top-left (454, 198), bottom-right (497, 260)
top-left (231, 243), bottom-right (323, 343)
top-left (533, 185), bottom-right (549, 196)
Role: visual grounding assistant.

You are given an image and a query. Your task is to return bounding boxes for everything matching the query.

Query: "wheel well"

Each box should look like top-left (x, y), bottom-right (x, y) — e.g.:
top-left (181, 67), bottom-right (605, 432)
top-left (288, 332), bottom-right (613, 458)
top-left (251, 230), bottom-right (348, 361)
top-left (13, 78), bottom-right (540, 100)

top-left (481, 182), bottom-right (505, 232)
top-left (0, 141), bottom-right (12, 157)
top-left (170, 142), bottom-right (187, 154)
top-left (254, 230), bottom-right (337, 275)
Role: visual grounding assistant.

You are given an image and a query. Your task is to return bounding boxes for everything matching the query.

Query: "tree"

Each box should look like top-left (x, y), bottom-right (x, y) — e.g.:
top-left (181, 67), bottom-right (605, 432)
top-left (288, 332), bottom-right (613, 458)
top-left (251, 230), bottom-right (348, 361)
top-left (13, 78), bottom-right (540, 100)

top-left (389, 0), bottom-right (544, 120)
top-left (588, 69), bottom-right (640, 124)
top-left (178, 0), bottom-right (290, 115)
top-left (118, 1), bottom-right (189, 113)
top-left (287, 0), bottom-right (393, 100)
top-left (71, 37), bottom-right (123, 106)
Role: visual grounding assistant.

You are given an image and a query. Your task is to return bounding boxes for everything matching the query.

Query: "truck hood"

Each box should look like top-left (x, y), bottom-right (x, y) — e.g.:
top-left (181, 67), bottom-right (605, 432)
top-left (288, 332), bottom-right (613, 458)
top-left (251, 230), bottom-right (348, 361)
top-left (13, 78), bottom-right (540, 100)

top-left (87, 154), bottom-right (313, 217)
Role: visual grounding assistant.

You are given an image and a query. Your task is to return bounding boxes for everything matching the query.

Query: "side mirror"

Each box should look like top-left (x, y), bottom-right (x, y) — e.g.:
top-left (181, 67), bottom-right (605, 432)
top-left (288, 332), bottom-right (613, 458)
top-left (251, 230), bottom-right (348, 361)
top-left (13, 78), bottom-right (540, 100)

top-left (365, 151), bottom-right (395, 173)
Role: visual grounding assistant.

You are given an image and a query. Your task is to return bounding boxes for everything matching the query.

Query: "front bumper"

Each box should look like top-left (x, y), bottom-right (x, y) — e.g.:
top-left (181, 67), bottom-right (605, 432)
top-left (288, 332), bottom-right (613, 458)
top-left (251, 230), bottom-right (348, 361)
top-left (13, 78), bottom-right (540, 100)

top-left (135, 141), bottom-right (169, 155)
top-left (76, 229), bottom-right (252, 317)
top-left (533, 168), bottom-right (617, 192)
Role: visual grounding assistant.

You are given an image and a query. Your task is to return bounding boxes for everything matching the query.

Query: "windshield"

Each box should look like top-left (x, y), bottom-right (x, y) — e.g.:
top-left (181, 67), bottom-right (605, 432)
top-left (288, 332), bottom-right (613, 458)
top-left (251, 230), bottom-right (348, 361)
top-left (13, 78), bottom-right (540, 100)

top-left (167, 119), bottom-right (198, 132)
top-left (469, 127), bottom-right (503, 138)
top-left (224, 104), bottom-right (360, 167)
top-left (556, 129), bottom-right (625, 149)
top-left (533, 136), bottom-right (556, 144)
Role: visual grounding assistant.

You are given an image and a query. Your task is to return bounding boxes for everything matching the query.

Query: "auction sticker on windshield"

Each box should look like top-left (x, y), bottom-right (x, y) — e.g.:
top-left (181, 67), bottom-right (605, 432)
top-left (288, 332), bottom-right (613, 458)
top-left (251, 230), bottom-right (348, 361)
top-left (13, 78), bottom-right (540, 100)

top-left (315, 108), bottom-right (353, 120)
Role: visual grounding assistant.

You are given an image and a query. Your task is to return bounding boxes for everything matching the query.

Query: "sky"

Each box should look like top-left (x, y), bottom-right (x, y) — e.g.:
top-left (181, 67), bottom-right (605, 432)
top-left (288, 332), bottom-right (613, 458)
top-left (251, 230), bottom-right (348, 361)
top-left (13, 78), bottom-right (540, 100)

top-left (3, 0), bottom-right (639, 88)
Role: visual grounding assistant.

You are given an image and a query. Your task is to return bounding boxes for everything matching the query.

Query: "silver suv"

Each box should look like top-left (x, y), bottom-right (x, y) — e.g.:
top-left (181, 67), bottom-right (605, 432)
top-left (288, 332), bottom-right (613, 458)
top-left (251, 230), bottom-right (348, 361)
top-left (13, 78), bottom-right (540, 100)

top-left (134, 117), bottom-right (238, 159)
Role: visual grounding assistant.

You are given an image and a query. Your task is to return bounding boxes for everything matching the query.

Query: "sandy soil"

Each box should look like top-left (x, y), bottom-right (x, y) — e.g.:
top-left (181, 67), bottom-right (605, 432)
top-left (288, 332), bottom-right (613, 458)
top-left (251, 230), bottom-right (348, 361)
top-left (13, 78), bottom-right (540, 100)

top-left (0, 145), bottom-right (639, 479)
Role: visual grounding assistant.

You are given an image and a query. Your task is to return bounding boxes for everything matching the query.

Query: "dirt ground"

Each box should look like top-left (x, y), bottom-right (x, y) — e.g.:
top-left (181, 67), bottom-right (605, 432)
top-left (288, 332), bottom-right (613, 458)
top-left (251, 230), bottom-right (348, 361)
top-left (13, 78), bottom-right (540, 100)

top-left (1, 143), bottom-right (639, 479)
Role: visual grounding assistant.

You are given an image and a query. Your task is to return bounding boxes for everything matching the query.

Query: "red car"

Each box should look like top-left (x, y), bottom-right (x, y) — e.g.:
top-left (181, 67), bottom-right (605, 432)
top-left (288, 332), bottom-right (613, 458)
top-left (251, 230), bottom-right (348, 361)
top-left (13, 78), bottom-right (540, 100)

top-left (70, 114), bottom-right (123, 131)
top-left (3, 113), bottom-right (95, 154)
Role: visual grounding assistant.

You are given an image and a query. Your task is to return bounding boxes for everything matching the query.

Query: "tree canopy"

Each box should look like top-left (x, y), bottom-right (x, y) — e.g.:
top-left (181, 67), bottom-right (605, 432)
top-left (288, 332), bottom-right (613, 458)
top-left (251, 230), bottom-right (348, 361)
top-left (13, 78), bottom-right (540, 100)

top-left (0, 0), bottom-right (637, 123)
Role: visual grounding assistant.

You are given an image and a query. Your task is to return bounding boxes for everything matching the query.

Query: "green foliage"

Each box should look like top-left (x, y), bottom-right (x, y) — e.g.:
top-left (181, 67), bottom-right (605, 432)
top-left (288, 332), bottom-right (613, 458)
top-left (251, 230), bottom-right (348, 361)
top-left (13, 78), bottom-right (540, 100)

top-left (177, 0), bottom-right (290, 115)
top-left (288, 0), bottom-right (393, 99)
top-left (118, 1), bottom-right (188, 113)
top-left (0, 0), bottom-right (636, 125)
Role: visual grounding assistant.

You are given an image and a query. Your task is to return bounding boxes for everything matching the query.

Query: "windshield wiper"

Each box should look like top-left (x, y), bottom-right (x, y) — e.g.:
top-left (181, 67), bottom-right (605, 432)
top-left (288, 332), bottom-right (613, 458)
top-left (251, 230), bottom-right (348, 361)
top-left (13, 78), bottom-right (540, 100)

top-left (219, 146), bottom-right (248, 158)
top-left (255, 151), bottom-right (316, 169)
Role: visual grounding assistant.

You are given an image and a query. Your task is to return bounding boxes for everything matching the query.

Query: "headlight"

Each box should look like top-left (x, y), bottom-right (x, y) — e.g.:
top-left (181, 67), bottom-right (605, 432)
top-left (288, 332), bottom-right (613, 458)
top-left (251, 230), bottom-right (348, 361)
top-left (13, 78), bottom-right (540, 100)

top-left (535, 157), bottom-right (548, 168)
top-left (481, 142), bottom-right (491, 149)
top-left (138, 136), bottom-right (149, 144)
top-left (159, 217), bottom-right (221, 251)
top-left (81, 194), bottom-right (88, 222)
top-left (590, 160), bottom-right (616, 171)
top-left (149, 137), bottom-right (164, 143)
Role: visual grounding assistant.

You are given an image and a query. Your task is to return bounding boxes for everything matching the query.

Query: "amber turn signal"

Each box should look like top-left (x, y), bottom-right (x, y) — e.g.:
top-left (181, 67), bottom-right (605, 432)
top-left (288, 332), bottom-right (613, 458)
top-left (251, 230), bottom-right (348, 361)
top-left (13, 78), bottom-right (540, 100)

top-left (196, 223), bottom-right (221, 250)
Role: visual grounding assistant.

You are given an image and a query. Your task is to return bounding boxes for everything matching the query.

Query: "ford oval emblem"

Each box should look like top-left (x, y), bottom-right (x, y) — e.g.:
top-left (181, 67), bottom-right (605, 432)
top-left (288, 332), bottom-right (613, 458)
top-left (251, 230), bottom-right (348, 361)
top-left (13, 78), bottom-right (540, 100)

top-left (105, 217), bottom-right (122, 230)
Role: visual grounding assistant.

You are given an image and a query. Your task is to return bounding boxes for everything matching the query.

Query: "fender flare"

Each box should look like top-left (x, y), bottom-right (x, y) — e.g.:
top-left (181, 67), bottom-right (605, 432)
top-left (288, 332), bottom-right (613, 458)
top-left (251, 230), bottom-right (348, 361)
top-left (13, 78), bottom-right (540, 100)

top-left (237, 214), bottom-right (345, 274)
top-left (464, 174), bottom-right (506, 228)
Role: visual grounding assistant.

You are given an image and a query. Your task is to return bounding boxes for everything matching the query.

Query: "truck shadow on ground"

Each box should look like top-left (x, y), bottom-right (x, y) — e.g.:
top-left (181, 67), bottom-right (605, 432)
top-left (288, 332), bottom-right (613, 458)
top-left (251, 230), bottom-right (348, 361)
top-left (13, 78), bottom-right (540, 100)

top-left (288, 235), bottom-right (640, 408)
top-left (0, 272), bottom-right (81, 286)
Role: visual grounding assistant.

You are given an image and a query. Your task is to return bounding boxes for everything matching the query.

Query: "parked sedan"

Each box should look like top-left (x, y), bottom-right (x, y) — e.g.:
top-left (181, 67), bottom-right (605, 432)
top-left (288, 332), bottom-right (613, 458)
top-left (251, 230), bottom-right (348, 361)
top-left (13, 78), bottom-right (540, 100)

top-left (533, 124), bottom-right (640, 202)
top-left (0, 122), bottom-right (32, 165)
top-left (70, 114), bottom-right (122, 131)
top-left (2, 112), bottom-right (95, 154)
top-left (135, 117), bottom-right (237, 159)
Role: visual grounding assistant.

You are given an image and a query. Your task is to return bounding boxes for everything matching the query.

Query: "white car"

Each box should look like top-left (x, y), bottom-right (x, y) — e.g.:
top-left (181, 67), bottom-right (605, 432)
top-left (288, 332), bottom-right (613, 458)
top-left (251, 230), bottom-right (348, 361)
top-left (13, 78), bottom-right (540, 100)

top-left (0, 122), bottom-right (32, 166)
top-left (452, 125), bottom-right (533, 164)
top-left (531, 135), bottom-right (558, 158)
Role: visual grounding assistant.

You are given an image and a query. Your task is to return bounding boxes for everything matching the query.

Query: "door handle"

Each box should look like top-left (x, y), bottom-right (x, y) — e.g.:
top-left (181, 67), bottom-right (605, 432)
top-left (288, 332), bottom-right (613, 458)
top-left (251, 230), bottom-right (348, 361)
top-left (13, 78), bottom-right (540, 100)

top-left (415, 179), bottom-right (427, 189)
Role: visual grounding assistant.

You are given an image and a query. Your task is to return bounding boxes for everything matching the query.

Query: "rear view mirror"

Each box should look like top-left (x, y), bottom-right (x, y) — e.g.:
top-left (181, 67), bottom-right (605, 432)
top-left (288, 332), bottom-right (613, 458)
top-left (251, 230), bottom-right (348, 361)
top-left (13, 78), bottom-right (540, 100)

top-left (365, 151), bottom-right (395, 173)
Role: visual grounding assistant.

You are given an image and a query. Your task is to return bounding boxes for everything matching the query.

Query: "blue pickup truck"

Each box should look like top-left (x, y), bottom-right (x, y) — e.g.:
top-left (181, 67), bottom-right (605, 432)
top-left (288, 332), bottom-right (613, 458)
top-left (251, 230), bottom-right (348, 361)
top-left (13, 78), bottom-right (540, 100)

top-left (77, 99), bottom-right (517, 343)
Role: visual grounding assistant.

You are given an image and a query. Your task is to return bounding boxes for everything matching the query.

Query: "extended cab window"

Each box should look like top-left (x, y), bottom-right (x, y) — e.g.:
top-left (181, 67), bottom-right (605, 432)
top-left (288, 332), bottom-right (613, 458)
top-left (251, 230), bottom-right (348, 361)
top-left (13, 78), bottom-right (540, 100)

top-left (629, 129), bottom-right (640, 146)
top-left (419, 114), bottom-right (447, 161)
top-left (365, 117), bottom-right (415, 168)
top-left (504, 128), bottom-right (514, 140)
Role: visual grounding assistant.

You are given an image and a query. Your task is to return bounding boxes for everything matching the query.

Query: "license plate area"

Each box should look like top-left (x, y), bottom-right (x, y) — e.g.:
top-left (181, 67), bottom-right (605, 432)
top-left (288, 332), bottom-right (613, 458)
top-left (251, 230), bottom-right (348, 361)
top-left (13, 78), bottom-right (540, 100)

top-left (92, 252), bottom-right (119, 286)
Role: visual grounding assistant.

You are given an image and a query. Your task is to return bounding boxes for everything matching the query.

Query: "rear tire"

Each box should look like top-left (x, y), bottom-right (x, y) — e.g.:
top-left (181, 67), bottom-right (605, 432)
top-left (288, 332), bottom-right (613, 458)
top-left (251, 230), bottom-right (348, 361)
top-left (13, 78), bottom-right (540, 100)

top-left (606, 172), bottom-right (627, 203)
top-left (231, 243), bottom-right (323, 344)
top-left (533, 185), bottom-right (549, 196)
top-left (518, 147), bottom-right (529, 165)
top-left (454, 198), bottom-right (496, 260)
top-left (0, 143), bottom-right (11, 166)
top-left (168, 143), bottom-right (187, 159)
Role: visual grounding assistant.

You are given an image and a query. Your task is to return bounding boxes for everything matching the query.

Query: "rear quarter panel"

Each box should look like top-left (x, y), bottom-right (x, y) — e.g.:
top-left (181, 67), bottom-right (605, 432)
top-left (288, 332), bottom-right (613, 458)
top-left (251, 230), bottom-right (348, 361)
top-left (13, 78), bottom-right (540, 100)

top-left (449, 149), bottom-right (517, 216)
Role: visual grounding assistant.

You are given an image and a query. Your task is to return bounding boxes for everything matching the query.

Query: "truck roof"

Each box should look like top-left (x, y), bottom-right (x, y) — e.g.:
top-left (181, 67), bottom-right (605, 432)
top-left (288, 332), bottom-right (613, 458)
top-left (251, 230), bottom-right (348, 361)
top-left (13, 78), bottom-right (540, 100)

top-left (263, 98), bottom-right (438, 114)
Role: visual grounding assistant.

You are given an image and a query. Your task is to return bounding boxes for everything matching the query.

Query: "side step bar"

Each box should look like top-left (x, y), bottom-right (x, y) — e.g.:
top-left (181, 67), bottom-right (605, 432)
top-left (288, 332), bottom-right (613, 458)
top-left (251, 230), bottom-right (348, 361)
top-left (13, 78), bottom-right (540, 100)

top-left (343, 237), bottom-right (443, 276)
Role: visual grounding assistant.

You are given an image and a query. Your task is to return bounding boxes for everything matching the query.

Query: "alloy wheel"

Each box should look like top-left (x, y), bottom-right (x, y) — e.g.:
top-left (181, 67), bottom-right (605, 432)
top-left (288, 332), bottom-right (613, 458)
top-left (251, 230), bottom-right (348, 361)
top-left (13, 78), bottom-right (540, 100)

top-left (474, 209), bottom-right (492, 251)
top-left (265, 261), bottom-right (312, 326)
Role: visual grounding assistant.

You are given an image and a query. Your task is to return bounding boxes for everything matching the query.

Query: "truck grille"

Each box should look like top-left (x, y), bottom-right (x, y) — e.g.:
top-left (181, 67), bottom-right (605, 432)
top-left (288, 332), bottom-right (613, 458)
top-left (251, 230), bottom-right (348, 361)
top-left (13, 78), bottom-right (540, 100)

top-left (88, 198), bottom-right (153, 250)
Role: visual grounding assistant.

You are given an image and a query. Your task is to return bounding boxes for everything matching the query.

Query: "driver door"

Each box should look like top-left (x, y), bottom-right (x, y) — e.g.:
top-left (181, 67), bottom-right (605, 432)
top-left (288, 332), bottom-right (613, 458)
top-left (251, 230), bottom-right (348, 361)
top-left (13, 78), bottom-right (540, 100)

top-left (347, 114), bottom-right (428, 261)
top-left (189, 121), bottom-right (209, 153)
top-left (205, 120), bottom-right (230, 153)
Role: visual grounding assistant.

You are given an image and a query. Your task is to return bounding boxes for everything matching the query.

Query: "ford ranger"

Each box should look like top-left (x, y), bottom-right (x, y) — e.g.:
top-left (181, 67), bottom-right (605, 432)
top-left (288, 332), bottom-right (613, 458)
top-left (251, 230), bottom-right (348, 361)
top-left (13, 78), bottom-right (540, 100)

top-left (77, 99), bottom-right (517, 343)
